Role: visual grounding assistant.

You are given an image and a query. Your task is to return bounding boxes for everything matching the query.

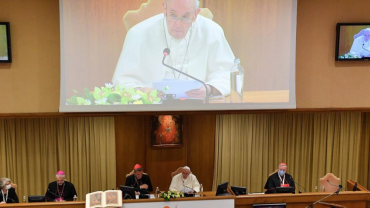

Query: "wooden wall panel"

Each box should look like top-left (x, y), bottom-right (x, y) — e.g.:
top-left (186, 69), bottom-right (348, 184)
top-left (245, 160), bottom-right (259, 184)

top-left (115, 115), bottom-right (146, 188)
top-left (187, 114), bottom-right (216, 191)
top-left (115, 114), bottom-right (216, 192)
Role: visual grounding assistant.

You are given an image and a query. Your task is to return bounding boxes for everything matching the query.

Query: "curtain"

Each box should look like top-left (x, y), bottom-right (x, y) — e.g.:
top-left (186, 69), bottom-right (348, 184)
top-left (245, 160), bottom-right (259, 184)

top-left (213, 112), bottom-right (369, 192)
top-left (0, 117), bottom-right (116, 201)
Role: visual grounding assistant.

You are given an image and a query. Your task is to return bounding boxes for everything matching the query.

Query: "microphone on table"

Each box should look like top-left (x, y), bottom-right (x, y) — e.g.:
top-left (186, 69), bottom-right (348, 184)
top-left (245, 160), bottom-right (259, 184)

top-left (162, 48), bottom-right (210, 104)
top-left (47, 189), bottom-right (60, 197)
top-left (327, 180), bottom-right (342, 194)
top-left (289, 176), bottom-right (306, 193)
top-left (182, 184), bottom-right (197, 194)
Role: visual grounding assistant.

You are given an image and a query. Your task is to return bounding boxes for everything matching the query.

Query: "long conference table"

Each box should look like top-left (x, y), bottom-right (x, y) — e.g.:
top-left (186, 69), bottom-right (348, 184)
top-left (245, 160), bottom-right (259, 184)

top-left (1, 181), bottom-right (369, 208)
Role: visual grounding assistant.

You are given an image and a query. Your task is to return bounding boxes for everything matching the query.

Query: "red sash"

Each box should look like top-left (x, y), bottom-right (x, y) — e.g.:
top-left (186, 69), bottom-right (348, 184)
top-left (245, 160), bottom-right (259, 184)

top-left (280, 183), bottom-right (290, 187)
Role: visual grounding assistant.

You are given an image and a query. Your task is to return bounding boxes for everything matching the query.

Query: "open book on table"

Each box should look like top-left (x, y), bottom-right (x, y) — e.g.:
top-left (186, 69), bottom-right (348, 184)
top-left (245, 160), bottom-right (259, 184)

top-left (85, 190), bottom-right (122, 208)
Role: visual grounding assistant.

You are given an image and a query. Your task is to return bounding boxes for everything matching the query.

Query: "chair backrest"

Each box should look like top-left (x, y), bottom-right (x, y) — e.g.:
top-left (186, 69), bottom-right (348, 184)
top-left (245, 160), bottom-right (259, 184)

top-left (123, 0), bottom-right (214, 31)
top-left (11, 183), bottom-right (17, 192)
top-left (126, 170), bottom-right (148, 178)
top-left (171, 167), bottom-right (184, 178)
top-left (354, 28), bottom-right (367, 40)
top-left (319, 173), bottom-right (340, 192)
top-left (268, 169), bottom-right (279, 177)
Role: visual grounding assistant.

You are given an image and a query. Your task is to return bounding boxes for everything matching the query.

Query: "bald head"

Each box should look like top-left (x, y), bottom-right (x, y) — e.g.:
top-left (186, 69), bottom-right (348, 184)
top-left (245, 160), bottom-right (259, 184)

top-left (165, 0), bottom-right (200, 9)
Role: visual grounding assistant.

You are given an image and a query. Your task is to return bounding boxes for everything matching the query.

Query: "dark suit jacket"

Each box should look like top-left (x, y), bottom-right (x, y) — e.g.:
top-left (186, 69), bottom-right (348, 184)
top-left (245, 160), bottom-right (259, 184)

top-left (125, 174), bottom-right (153, 192)
top-left (45, 181), bottom-right (77, 201)
top-left (264, 172), bottom-right (295, 193)
top-left (0, 188), bottom-right (19, 203)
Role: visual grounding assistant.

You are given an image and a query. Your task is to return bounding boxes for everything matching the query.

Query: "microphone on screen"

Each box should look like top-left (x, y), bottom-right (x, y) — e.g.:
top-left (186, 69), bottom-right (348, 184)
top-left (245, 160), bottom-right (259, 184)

top-left (162, 48), bottom-right (210, 104)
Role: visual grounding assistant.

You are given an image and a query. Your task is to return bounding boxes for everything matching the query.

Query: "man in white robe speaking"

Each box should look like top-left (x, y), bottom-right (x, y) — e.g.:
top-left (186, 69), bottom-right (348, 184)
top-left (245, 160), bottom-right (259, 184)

top-left (169, 166), bottom-right (200, 194)
top-left (112, 0), bottom-right (235, 99)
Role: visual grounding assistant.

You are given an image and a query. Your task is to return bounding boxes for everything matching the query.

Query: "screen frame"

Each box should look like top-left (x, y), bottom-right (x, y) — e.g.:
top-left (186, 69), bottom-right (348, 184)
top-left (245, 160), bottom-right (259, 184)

top-left (120, 185), bottom-right (136, 200)
top-left (275, 187), bottom-right (295, 194)
top-left (231, 186), bottom-right (247, 196)
top-left (28, 195), bottom-right (46, 203)
top-left (335, 22), bottom-right (370, 61)
top-left (0, 22), bottom-right (12, 63)
top-left (253, 203), bottom-right (286, 208)
top-left (216, 182), bottom-right (229, 196)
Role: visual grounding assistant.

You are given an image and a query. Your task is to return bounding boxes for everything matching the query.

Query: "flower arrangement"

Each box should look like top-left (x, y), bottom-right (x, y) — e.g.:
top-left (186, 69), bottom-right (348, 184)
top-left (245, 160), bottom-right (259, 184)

top-left (159, 191), bottom-right (184, 201)
top-left (66, 83), bottom-right (165, 105)
top-left (338, 53), bottom-right (361, 59)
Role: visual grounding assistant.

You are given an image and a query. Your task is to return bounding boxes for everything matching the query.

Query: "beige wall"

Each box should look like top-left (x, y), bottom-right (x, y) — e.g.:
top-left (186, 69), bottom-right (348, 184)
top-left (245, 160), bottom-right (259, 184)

top-left (0, 0), bottom-right (60, 113)
top-left (296, 0), bottom-right (370, 108)
top-left (1, 0), bottom-right (370, 113)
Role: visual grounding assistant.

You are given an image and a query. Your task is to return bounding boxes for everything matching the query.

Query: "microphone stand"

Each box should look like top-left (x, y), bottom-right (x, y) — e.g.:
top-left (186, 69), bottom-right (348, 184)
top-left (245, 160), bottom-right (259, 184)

top-left (290, 176), bottom-right (306, 194)
top-left (305, 187), bottom-right (341, 208)
top-left (162, 55), bottom-right (210, 104)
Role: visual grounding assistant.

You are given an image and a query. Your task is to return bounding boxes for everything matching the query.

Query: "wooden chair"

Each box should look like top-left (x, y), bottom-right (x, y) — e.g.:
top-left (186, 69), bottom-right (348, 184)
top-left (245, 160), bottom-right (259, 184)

top-left (269, 169), bottom-right (279, 177)
top-left (10, 183), bottom-right (17, 192)
top-left (171, 167), bottom-right (184, 178)
top-left (319, 173), bottom-right (340, 192)
top-left (123, 0), bottom-right (214, 31)
top-left (126, 170), bottom-right (148, 178)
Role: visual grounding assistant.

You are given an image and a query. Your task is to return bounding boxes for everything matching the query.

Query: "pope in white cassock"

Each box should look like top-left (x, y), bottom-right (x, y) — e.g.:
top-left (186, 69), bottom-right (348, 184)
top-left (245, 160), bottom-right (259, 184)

top-left (112, 0), bottom-right (235, 99)
top-left (349, 28), bottom-right (370, 58)
top-left (169, 166), bottom-right (200, 194)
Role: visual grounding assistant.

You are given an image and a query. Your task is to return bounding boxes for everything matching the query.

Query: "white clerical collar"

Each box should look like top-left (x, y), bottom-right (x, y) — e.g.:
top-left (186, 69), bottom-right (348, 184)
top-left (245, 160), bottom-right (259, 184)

top-left (163, 15), bottom-right (194, 46)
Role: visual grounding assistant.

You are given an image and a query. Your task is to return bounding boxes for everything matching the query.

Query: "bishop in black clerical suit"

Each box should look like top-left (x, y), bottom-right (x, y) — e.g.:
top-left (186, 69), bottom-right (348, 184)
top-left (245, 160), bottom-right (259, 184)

top-left (125, 164), bottom-right (153, 193)
top-left (45, 170), bottom-right (77, 201)
top-left (264, 163), bottom-right (295, 194)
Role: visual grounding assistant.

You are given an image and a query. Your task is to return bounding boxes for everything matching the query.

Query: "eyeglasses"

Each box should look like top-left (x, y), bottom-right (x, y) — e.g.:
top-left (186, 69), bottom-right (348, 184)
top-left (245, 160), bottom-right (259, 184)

top-left (166, 13), bottom-right (194, 24)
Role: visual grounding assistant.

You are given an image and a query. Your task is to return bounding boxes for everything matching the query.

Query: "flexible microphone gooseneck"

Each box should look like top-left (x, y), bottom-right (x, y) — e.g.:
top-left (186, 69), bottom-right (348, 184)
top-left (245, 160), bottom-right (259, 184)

top-left (47, 189), bottom-right (60, 198)
top-left (289, 176), bottom-right (306, 193)
top-left (182, 184), bottom-right (197, 194)
top-left (162, 48), bottom-right (209, 104)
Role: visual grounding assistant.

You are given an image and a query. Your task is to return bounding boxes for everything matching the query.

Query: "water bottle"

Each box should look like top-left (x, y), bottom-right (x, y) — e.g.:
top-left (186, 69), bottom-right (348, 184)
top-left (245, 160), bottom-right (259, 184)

top-left (23, 195), bottom-right (26, 203)
top-left (320, 186), bottom-right (325, 192)
top-left (156, 187), bottom-right (160, 198)
top-left (199, 184), bottom-right (203, 197)
top-left (230, 58), bottom-right (244, 103)
top-left (73, 195), bottom-right (77, 201)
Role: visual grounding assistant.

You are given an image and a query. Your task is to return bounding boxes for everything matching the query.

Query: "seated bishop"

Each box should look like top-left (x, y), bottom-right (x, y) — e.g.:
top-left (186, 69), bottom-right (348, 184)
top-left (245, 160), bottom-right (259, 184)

top-left (264, 163), bottom-right (295, 194)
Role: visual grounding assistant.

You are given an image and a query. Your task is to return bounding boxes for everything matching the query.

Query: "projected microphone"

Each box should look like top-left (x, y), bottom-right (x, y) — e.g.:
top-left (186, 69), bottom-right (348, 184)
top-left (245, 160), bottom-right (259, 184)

top-left (362, 44), bottom-right (370, 56)
top-left (162, 48), bottom-right (210, 104)
top-left (290, 176), bottom-right (306, 193)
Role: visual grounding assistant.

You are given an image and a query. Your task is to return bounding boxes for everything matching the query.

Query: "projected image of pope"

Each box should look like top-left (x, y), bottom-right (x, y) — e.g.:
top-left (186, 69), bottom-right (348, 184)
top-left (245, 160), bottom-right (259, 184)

top-left (349, 28), bottom-right (370, 58)
top-left (112, 0), bottom-right (235, 99)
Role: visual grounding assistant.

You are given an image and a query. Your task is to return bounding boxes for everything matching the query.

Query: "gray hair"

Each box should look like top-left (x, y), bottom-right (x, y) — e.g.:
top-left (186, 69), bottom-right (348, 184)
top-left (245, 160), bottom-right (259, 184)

top-left (1, 178), bottom-right (11, 183)
top-left (0, 178), bottom-right (7, 189)
top-left (183, 166), bottom-right (191, 171)
top-left (165, 0), bottom-right (200, 9)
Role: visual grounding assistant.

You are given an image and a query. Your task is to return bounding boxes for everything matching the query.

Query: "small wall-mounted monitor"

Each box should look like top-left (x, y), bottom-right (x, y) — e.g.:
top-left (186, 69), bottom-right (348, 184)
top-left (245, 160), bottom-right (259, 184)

top-left (0, 22), bottom-right (12, 63)
top-left (231, 186), bottom-right (247, 196)
top-left (28, 195), bottom-right (46, 202)
top-left (216, 182), bottom-right (230, 196)
top-left (335, 23), bottom-right (370, 61)
top-left (253, 203), bottom-right (286, 208)
top-left (120, 185), bottom-right (136, 200)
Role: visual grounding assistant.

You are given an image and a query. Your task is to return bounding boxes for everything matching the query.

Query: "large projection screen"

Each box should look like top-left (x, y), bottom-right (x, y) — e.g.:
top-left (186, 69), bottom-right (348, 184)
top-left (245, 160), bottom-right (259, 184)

top-left (59, 0), bottom-right (297, 112)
